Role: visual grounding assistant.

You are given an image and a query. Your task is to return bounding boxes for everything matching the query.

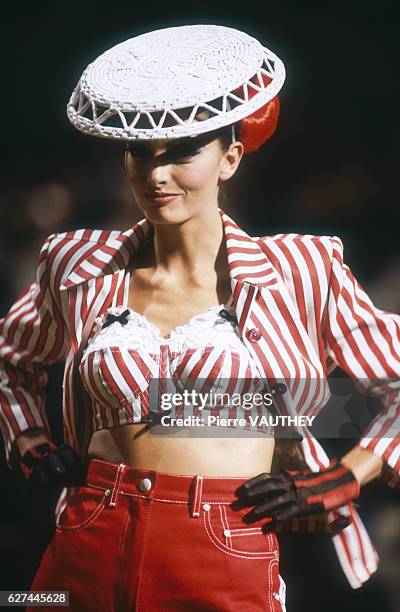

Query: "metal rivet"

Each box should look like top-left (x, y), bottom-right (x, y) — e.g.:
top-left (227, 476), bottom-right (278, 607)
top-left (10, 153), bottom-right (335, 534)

top-left (223, 529), bottom-right (231, 537)
top-left (104, 489), bottom-right (111, 497)
top-left (203, 503), bottom-right (211, 511)
top-left (138, 478), bottom-right (152, 492)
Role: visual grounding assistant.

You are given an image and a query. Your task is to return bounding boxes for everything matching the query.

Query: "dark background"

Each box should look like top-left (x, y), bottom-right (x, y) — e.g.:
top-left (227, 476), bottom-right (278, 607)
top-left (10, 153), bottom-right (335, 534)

top-left (0, 2), bottom-right (399, 610)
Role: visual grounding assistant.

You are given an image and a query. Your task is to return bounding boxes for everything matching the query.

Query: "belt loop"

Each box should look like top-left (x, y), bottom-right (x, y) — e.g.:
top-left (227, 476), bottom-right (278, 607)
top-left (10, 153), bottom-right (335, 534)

top-left (109, 463), bottom-right (126, 509)
top-left (189, 475), bottom-right (204, 518)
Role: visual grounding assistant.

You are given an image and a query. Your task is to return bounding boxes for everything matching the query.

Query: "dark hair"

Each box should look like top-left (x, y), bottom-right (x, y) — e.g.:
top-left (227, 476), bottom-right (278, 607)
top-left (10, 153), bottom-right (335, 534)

top-left (214, 122), bottom-right (241, 151)
top-left (190, 110), bottom-right (239, 152)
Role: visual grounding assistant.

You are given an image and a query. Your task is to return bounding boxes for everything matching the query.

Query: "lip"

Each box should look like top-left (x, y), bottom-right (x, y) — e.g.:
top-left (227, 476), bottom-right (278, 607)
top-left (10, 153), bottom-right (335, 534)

top-left (145, 193), bottom-right (180, 205)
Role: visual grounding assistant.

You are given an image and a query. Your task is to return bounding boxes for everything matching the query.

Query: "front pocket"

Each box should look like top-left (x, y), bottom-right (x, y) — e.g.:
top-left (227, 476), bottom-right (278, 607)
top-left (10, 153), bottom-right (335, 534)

top-left (56, 486), bottom-right (107, 533)
top-left (203, 503), bottom-right (278, 559)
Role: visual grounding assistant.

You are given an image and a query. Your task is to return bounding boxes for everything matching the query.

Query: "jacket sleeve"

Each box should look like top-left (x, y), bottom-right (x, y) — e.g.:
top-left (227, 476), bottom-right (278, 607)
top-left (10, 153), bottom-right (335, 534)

top-left (0, 234), bottom-right (68, 468)
top-left (325, 236), bottom-right (400, 487)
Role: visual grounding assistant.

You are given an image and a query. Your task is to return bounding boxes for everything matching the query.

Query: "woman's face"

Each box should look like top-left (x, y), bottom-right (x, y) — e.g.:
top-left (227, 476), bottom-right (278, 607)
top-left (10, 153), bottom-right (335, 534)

top-left (124, 131), bottom-right (243, 224)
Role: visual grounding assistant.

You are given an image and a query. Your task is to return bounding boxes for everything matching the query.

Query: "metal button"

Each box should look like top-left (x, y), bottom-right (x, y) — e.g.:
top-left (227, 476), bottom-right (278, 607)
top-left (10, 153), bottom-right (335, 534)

top-left (203, 503), bottom-right (211, 511)
top-left (271, 383), bottom-right (287, 395)
top-left (138, 478), bottom-right (152, 492)
top-left (246, 328), bottom-right (261, 342)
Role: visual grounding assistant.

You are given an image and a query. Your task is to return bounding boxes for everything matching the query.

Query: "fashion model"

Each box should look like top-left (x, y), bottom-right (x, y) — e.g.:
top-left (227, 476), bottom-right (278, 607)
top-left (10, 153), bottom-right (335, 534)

top-left (0, 24), bottom-right (399, 611)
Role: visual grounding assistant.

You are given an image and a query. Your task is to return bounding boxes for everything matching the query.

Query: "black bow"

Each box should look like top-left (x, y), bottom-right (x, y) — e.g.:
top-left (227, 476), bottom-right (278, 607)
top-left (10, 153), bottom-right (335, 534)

top-left (218, 308), bottom-right (238, 325)
top-left (102, 309), bottom-right (131, 330)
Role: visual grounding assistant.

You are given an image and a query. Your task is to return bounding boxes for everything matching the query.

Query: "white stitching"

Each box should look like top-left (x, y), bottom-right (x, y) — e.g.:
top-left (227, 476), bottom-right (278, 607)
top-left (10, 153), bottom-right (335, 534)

top-left (119, 492), bottom-right (236, 504)
top-left (110, 463), bottom-right (126, 508)
top-left (86, 482), bottom-right (109, 492)
top-left (220, 505), bottom-right (233, 549)
top-left (192, 475), bottom-right (204, 517)
top-left (56, 495), bottom-right (106, 533)
top-left (121, 492), bottom-right (188, 503)
top-left (203, 509), bottom-right (276, 559)
top-left (267, 532), bottom-right (274, 552)
top-left (268, 559), bottom-right (278, 610)
top-left (228, 528), bottom-right (264, 537)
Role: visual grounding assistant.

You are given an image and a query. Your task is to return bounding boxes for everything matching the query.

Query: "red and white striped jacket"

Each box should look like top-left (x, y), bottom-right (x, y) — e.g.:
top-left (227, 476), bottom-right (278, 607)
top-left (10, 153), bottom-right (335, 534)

top-left (1, 208), bottom-right (399, 588)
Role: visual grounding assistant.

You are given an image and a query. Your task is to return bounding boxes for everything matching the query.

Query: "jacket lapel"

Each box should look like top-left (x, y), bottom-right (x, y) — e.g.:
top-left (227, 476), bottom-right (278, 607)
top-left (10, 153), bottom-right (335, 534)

top-left (59, 219), bottom-right (154, 350)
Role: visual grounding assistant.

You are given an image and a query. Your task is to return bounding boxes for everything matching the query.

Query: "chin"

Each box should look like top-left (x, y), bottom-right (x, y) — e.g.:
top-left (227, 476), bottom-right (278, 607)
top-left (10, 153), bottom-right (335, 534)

top-left (140, 202), bottom-right (189, 224)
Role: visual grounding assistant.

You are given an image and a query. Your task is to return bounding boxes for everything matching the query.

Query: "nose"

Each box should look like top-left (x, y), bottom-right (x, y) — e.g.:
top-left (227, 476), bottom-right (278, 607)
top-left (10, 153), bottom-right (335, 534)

top-left (144, 157), bottom-right (171, 186)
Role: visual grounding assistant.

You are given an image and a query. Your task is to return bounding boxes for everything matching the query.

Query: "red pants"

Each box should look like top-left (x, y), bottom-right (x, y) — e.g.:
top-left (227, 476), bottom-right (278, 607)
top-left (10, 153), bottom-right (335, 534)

top-left (28, 459), bottom-right (286, 611)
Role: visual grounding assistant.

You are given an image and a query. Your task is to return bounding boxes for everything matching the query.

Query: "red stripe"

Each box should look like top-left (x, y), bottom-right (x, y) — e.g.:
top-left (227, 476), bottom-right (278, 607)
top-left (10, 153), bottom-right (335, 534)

top-left (87, 254), bottom-right (115, 276)
top-left (79, 283), bottom-right (89, 327)
top-left (327, 261), bottom-right (381, 379)
top-left (172, 348), bottom-right (198, 379)
top-left (116, 275), bottom-right (126, 304)
top-left (341, 279), bottom-right (396, 376)
top-left (25, 313), bottom-right (52, 361)
top-left (378, 436), bottom-right (400, 466)
top-left (84, 352), bottom-right (111, 407)
top-left (302, 432), bottom-right (322, 471)
top-left (307, 481), bottom-right (359, 510)
top-left (5, 299), bottom-right (34, 346)
top-left (296, 239), bottom-right (326, 354)
top-left (239, 284), bottom-right (256, 328)
top-left (276, 240), bottom-right (308, 329)
top-left (116, 234), bottom-right (136, 259)
top-left (0, 387), bottom-right (26, 439)
top-left (3, 366), bottom-right (38, 430)
top-left (68, 286), bottom-right (79, 350)
top-left (252, 311), bottom-right (296, 380)
top-left (100, 244), bottom-right (126, 269)
top-left (52, 238), bottom-right (88, 300)
top-left (117, 349), bottom-right (152, 395)
top-left (99, 353), bottom-right (128, 407)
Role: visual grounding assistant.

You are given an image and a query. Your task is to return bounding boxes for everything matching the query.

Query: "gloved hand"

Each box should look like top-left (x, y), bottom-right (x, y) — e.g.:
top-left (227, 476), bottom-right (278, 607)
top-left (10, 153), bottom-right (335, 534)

top-left (20, 442), bottom-right (86, 489)
top-left (233, 460), bottom-right (360, 531)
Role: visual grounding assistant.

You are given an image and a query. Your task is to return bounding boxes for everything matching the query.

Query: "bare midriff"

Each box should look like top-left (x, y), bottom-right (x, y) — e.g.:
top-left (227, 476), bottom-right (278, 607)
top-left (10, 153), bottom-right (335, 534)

top-left (87, 426), bottom-right (275, 476)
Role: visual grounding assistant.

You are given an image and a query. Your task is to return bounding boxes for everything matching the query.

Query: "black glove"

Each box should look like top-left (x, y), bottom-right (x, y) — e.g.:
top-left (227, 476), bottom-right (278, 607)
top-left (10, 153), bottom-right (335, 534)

top-left (20, 442), bottom-right (86, 489)
top-left (233, 460), bottom-right (359, 532)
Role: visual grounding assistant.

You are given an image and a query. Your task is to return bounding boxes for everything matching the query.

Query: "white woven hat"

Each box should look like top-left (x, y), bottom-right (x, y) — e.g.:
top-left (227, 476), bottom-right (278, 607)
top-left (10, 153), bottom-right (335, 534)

top-left (67, 24), bottom-right (285, 141)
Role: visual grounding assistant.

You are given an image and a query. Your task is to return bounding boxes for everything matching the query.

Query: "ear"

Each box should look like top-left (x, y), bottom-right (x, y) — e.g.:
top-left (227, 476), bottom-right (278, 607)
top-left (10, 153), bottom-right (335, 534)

top-left (219, 142), bottom-right (244, 182)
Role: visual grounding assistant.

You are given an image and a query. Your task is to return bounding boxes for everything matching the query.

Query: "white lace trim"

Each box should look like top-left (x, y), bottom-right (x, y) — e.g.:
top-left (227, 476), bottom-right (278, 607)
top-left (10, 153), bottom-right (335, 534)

top-left (83, 295), bottom-right (248, 357)
top-left (79, 296), bottom-right (273, 434)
